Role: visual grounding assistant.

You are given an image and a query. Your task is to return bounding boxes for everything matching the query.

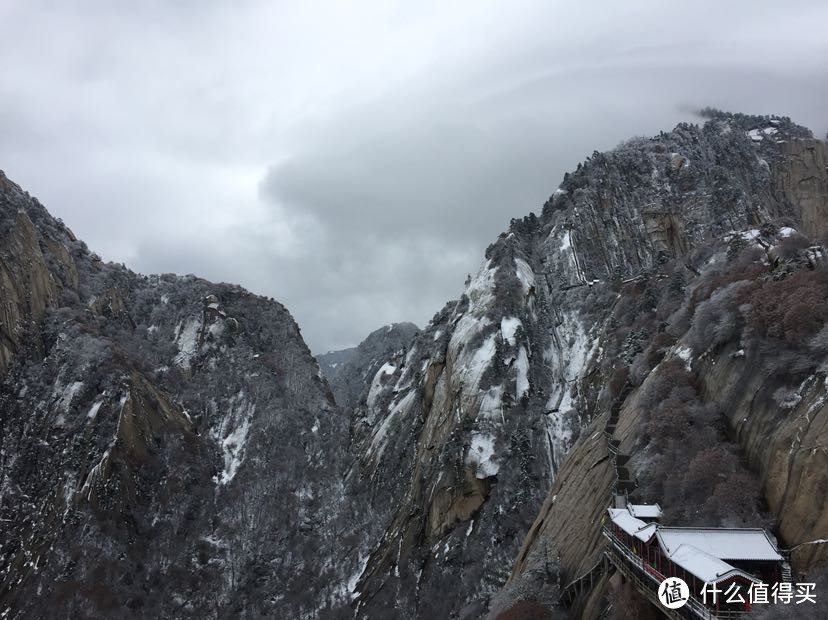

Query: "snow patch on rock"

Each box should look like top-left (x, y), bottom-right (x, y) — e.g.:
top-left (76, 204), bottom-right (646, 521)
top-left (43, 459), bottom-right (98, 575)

top-left (347, 554), bottom-right (370, 599)
top-left (366, 362), bottom-right (398, 411)
top-left (449, 308), bottom-right (496, 396)
top-left (467, 433), bottom-right (498, 478)
top-left (544, 311), bottom-right (598, 419)
top-left (747, 126), bottom-right (779, 142)
top-left (86, 399), bottom-right (104, 420)
top-left (57, 381), bottom-right (84, 413)
top-left (211, 390), bottom-right (256, 485)
top-left (461, 260), bottom-right (498, 315)
top-left (501, 317), bottom-right (521, 346)
top-left (515, 346), bottom-right (530, 399)
top-left (366, 391), bottom-right (416, 463)
top-left (173, 317), bottom-right (201, 369)
top-left (514, 258), bottom-right (535, 295)
top-left (80, 449), bottom-right (111, 501)
top-left (556, 228), bottom-right (586, 284)
top-left (675, 345), bottom-right (693, 371)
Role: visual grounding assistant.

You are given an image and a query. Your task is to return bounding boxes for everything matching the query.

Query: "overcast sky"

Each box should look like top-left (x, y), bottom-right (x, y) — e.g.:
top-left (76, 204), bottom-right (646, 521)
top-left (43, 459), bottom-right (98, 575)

top-left (2, 1), bottom-right (827, 352)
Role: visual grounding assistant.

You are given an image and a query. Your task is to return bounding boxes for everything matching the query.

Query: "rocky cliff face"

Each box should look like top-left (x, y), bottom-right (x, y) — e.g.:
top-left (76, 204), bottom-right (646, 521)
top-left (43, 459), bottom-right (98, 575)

top-left (2, 110), bottom-right (827, 619)
top-left (0, 177), bottom-right (75, 374)
top-left (0, 171), bottom-right (363, 618)
top-left (343, 111), bottom-right (828, 618)
top-left (773, 138), bottom-right (828, 240)
top-left (484, 114), bottom-right (828, 617)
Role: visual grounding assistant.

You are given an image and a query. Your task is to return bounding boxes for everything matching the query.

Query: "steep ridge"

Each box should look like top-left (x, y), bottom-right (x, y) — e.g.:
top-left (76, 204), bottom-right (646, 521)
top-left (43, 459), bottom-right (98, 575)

top-left (317, 322), bottom-right (420, 410)
top-left (0, 171), bottom-right (360, 618)
top-left (346, 111), bottom-right (828, 618)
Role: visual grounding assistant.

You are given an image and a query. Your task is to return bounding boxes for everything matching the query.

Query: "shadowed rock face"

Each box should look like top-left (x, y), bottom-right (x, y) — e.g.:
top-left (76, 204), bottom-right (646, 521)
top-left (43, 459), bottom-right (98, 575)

top-left (773, 139), bottom-right (828, 240)
top-left (0, 210), bottom-right (65, 373)
top-left (2, 110), bottom-right (828, 620)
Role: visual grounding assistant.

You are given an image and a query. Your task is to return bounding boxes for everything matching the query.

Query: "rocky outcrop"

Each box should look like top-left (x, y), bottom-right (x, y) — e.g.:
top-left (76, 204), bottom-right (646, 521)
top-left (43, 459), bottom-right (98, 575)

top-left (488, 413), bottom-right (614, 617)
top-left (0, 172), bottom-right (82, 375)
top-left (317, 346), bottom-right (356, 382)
top-left (0, 210), bottom-right (58, 373)
top-left (773, 139), bottom-right (828, 239)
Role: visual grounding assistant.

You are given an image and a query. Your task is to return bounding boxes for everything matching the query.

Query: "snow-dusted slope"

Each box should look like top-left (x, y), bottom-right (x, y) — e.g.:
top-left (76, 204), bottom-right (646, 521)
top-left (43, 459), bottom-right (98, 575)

top-left (344, 111), bottom-right (828, 618)
top-left (343, 227), bottom-right (609, 618)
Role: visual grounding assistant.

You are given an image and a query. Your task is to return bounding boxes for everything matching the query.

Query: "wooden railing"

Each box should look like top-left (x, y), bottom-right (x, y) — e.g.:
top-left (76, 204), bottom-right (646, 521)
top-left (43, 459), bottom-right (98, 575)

top-left (559, 556), bottom-right (608, 606)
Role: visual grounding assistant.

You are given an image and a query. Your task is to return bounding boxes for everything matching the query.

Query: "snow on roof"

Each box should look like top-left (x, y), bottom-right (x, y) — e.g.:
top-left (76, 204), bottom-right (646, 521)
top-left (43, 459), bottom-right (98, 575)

top-left (634, 522), bottom-right (658, 542)
top-left (668, 544), bottom-right (760, 584)
top-left (608, 508), bottom-right (657, 542)
top-left (657, 528), bottom-right (782, 562)
top-left (628, 503), bottom-right (662, 519)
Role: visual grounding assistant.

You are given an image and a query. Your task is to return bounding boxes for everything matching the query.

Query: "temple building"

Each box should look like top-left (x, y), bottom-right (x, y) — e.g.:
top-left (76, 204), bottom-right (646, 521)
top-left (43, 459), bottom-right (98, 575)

top-left (606, 505), bottom-right (784, 613)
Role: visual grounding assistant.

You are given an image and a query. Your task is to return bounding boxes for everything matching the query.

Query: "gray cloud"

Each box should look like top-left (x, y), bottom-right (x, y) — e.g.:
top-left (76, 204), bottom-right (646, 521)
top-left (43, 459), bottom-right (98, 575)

top-left (2, 1), bottom-right (827, 351)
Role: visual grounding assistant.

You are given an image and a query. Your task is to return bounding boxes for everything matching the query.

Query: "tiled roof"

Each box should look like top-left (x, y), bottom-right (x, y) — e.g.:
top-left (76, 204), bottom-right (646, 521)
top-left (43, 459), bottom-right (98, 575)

top-left (667, 544), bottom-right (760, 584)
top-left (607, 508), bottom-right (657, 542)
top-left (657, 528), bottom-right (783, 562)
top-left (628, 503), bottom-right (662, 519)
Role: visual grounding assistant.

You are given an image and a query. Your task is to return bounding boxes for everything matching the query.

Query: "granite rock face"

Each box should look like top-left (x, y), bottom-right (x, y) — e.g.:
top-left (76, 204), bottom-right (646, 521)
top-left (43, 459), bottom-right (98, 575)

top-left (773, 138), bottom-right (828, 240)
top-left (0, 184), bottom-right (70, 373)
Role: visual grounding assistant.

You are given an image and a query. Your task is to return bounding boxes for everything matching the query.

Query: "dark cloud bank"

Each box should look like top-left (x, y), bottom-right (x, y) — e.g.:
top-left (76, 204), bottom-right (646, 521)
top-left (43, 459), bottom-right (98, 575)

top-left (2, 1), bottom-right (827, 351)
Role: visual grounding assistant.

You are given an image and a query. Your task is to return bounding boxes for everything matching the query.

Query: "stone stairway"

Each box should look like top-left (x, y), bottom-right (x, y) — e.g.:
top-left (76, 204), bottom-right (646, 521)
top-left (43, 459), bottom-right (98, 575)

top-left (780, 549), bottom-right (793, 583)
top-left (607, 382), bottom-right (637, 498)
top-left (559, 381), bottom-right (636, 611)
